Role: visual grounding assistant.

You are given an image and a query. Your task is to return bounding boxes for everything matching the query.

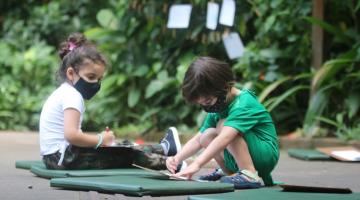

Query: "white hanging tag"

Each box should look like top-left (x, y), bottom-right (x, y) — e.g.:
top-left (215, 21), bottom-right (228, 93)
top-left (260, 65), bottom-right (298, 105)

top-left (206, 2), bottom-right (220, 30)
top-left (219, 0), bottom-right (236, 27)
top-left (223, 32), bottom-right (245, 59)
top-left (167, 4), bottom-right (193, 29)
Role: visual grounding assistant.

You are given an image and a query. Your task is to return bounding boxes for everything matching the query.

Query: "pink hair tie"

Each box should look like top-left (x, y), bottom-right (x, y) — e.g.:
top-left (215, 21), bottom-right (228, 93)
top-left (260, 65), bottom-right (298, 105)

top-left (68, 42), bottom-right (77, 51)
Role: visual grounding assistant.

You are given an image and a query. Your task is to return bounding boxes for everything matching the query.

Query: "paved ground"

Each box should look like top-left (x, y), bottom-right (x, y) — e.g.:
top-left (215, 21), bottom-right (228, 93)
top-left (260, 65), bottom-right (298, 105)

top-left (0, 131), bottom-right (359, 200)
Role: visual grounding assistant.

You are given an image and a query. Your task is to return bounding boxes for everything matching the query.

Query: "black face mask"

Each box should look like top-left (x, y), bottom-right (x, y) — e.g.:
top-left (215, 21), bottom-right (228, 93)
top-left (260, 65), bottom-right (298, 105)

top-left (201, 94), bottom-right (227, 113)
top-left (74, 77), bottom-right (101, 100)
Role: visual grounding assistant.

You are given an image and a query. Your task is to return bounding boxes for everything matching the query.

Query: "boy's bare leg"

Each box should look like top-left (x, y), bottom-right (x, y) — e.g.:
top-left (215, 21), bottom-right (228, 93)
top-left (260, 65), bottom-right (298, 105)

top-left (199, 128), bottom-right (232, 175)
top-left (216, 119), bottom-right (256, 173)
top-left (226, 134), bottom-right (256, 173)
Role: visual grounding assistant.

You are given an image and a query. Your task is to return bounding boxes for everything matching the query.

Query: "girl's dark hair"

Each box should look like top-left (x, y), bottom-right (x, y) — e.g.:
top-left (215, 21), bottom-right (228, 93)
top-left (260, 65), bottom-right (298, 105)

top-left (57, 32), bottom-right (107, 81)
top-left (182, 57), bottom-right (235, 103)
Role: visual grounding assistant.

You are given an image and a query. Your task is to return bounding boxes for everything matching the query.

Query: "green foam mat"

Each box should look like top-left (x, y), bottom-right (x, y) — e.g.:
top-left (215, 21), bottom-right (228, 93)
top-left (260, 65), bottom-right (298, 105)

top-left (30, 165), bottom-right (164, 179)
top-left (50, 175), bottom-right (234, 197)
top-left (288, 148), bottom-right (332, 160)
top-left (188, 188), bottom-right (360, 200)
top-left (15, 160), bottom-right (45, 169)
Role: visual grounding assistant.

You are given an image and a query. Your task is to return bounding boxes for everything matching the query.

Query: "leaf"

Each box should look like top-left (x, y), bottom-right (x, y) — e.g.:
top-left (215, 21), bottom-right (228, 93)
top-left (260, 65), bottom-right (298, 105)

top-left (84, 27), bottom-right (113, 40)
top-left (101, 74), bottom-right (126, 91)
top-left (96, 9), bottom-right (118, 30)
top-left (355, 0), bottom-right (360, 12)
top-left (24, 48), bottom-right (36, 61)
top-left (263, 97), bottom-right (276, 108)
top-left (304, 16), bottom-right (350, 44)
top-left (259, 76), bottom-right (291, 102)
top-left (176, 53), bottom-right (195, 83)
top-left (145, 80), bottom-right (165, 99)
top-left (157, 70), bottom-right (168, 80)
top-left (264, 15), bottom-right (276, 32)
top-left (133, 65), bottom-right (149, 77)
top-left (264, 71), bottom-right (278, 82)
top-left (346, 93), bottom-right (360, 119)
top-left (0, 111), bottom-right (13, 118)
top-left (303, 83), bottom-right (337, 137)
top-left (311, 58), bottom-right (353, 90)
top-left (238, 17), bottom-right (247, 36)
top-left (259, 48), bottom-right (282, 59)
top-left (128, 88), bottom-right (141, 108)
top-left (267, 85), bottom-right (309, 112)
top-left (303, 87), bottom-right (329, 127)
top-left (316, 116), bottom-right (339, 128)
top-left (293, 73), bottom-right (312, 81)
top-left (152, 62), bottom-right (162, 73)
top-left (116, 74), bottom-right (127, 86)
top-left (190, 25), bottom-right (203, 39)
top-left (140, 108), bottom-right (161, 122)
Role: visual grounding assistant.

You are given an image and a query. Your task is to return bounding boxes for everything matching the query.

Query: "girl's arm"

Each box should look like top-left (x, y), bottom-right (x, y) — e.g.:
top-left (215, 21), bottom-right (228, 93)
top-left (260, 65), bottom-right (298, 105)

top-left (63, 108), bottom-right (113, 147)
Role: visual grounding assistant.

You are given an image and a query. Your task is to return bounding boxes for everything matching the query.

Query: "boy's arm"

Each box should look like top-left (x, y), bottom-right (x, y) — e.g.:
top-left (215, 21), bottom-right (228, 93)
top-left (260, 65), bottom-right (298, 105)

top-left (174, 133), bottom-right (202, 162)
top-left (192, 126), bottom-right (238, 168)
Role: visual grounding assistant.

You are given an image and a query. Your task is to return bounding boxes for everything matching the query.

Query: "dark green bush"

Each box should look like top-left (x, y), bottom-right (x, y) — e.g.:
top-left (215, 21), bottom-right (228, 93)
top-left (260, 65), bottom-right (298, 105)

top-left (0, 0), bottom-right (359, 140)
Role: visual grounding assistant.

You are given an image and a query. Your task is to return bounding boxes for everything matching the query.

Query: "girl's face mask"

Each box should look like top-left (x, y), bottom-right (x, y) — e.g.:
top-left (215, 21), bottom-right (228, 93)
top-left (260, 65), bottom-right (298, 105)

top-left (201, 94), bottom-right (227, 113)
top-left (74, 76), bottom-right (101, 100)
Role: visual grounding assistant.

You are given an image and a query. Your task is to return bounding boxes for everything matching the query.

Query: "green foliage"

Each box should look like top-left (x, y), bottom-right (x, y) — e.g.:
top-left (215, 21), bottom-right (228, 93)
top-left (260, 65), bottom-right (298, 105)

top-left (302, 1), bottom-right (360, 138)
top-left (0, 0), bottom-right (359, 141)
top-left (82, 0), bottom-right (315, 134)
top-left (0, 41), bottom-right (57, 130)
top-left (317, 114), bottom-right (360, 141)
top-left (0, 0), bottom-right (106, 130)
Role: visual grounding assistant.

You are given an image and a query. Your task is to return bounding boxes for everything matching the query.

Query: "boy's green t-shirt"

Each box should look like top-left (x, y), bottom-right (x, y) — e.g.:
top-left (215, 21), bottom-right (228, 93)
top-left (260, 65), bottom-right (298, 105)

top-left (199, 89), bottom-right (279, 181)
top-left (200, 89), bottom-right (277, 144)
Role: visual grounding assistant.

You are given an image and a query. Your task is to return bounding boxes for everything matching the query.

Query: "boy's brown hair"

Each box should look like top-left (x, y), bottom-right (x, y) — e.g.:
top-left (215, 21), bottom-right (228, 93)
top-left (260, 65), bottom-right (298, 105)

top-left (182, 57), bottom-right (235, 103)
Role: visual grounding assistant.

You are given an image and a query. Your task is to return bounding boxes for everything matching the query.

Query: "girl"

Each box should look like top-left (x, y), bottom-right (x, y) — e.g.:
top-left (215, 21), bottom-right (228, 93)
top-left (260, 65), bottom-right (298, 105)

top-left (166, 57), bottom-right (279, 189)
top-left (39, 33), bottom-right (181, 170)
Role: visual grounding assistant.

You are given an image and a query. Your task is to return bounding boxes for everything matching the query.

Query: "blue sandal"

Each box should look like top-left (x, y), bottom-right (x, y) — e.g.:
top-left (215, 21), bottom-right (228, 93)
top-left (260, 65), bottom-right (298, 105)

top-left (198, 168), bottom-right (225, 181)
top-left (220, 170), bottom-right (262, 189)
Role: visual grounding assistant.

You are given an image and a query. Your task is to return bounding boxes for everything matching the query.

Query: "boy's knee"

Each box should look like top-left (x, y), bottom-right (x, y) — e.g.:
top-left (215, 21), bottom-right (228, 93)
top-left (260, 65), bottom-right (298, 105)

top-left (199, 128), bottom-right (218, 148)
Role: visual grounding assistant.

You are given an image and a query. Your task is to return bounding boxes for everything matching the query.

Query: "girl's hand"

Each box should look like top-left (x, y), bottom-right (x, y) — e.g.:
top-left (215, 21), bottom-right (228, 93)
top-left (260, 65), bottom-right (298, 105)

top-left (166, 156), bottom-right (179, 174)
top-left (173, 162), bottom-right (200, 180)
top-left (101, 131), bottom-right (115, 146)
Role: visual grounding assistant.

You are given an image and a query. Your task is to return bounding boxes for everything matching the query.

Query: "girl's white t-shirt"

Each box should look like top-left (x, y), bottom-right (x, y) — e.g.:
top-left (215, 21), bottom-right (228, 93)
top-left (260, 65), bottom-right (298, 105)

top-left (39, 82), bottom-right (85, 160)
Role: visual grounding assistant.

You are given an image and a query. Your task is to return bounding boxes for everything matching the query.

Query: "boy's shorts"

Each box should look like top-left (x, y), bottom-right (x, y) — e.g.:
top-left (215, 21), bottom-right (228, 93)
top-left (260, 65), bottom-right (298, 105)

top-left (223, 132), bottom-right (279, 186)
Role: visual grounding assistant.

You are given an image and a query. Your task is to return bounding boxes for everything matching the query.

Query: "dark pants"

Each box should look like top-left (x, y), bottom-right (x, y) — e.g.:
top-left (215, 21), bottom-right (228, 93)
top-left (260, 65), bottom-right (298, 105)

top-left (42, 144), bottom-right (167, 170)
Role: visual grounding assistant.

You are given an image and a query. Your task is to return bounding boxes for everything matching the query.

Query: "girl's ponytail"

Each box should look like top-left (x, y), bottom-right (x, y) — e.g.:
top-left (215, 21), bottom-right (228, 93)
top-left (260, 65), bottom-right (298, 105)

top-left (56, 33), bottom-right (107, 82)
top-left (58, 33), bottom-right (88, 60)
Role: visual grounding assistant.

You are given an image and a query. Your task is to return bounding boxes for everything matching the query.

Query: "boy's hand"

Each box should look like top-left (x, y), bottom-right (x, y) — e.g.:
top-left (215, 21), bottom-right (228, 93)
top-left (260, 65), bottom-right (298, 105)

top-left (166, 156), bottom-right (179, 174)
top-left (174, 162), bottom-right (200, 180)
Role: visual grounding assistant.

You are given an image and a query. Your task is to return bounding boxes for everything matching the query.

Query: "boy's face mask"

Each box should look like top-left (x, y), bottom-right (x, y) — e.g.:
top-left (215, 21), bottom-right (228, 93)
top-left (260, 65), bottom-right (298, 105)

top-left (74, 77), bottom-right (101, 100)
top-left (201, 94), bottom-right (227, 113)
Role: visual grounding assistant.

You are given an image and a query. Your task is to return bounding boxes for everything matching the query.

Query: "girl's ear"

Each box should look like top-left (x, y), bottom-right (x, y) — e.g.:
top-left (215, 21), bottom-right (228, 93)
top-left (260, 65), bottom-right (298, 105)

top-left (66, 67), bottom-right (76, 82)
